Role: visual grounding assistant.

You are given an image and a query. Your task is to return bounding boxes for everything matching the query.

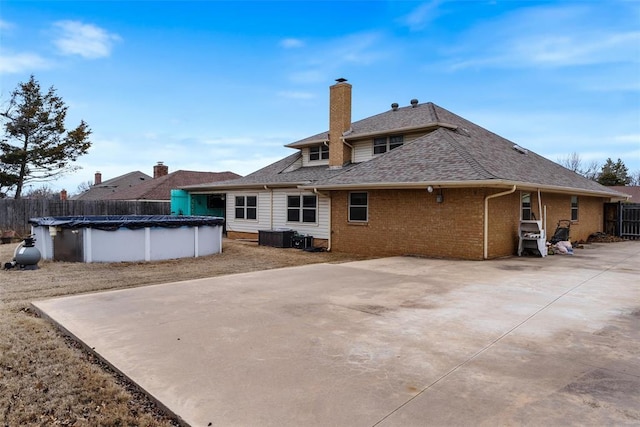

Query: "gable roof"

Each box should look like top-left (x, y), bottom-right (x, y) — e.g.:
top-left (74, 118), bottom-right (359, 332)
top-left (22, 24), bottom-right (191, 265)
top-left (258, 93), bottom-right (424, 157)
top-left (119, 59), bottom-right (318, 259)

top-left (183, 101), bottom-right (626, 199)
top-left (101, 170), bottom-right (241, 201)
top-left (72, 171), bottom-right (151, 200)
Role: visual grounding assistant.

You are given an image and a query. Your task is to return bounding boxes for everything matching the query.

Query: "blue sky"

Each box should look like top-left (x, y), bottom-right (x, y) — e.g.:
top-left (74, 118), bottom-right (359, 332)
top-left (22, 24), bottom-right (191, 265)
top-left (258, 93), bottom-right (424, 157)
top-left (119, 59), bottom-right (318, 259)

top-left (1, 0), bottom-right (639, 195)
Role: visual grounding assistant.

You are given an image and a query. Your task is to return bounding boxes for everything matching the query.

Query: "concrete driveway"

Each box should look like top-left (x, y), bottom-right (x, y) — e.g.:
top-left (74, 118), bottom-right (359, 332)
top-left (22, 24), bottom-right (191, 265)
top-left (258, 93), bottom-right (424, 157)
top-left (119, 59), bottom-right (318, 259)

top-left (34, 242), bottom-right (639, 426)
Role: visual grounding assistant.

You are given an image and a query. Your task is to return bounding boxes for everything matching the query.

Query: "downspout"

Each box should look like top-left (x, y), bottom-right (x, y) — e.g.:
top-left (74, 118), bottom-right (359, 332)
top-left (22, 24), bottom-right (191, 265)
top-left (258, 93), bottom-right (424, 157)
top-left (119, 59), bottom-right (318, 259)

top-left (314, 188), bottom-right (331, 251)
top-left (264, 185), bottom-right (273, 230)
top-left (483, 185), bottom-right (517, 259)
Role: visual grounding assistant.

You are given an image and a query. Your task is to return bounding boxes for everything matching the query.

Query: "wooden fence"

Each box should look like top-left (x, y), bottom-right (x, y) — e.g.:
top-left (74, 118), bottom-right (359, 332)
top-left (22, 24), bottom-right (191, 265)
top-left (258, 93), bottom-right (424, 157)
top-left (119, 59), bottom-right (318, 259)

top-left (0, 199), bottom-right (171, 236)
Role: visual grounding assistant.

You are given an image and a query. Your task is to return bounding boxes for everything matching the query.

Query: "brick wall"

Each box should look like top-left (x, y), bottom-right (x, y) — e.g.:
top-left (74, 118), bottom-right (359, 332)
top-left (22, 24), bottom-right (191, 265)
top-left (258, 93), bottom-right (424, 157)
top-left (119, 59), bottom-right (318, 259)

top-left (227, 188), bottom-right (607, 259)
top-left (330, 188), bottom-right (488, 260)
top-left (487, 191), bottom-right (520, 258)
top-left (536, 192), bottom-right (604, 242)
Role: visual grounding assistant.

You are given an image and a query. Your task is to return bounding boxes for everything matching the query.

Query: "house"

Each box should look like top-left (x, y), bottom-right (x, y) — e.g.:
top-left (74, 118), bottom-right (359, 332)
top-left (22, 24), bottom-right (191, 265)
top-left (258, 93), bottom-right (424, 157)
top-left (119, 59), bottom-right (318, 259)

top-left (75, 162), bottom-right (240, 207)
top-left (179, 79), bottom-right (628, 260)
top-left (611, 186), bottom-right (640, 202)
top-left (72, 170), bottom-right (151, 200)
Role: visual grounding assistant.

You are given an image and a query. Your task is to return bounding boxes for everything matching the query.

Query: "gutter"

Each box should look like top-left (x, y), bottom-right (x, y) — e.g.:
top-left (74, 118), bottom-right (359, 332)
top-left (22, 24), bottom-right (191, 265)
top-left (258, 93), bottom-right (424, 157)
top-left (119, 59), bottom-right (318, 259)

top-left (483, 185), bottom-right (517, 260)
top-left (313, 188), bottom-right (331, 251)
top-left (301, 179), bottom-right (624, 199)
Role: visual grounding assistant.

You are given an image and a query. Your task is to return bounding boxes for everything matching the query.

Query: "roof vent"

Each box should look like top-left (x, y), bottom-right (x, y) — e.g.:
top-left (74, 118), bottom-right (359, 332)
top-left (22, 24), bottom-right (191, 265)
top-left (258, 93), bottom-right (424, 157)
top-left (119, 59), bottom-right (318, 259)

top-left (410, 99), bottom-right (419, 107)
top-left (513, 144), bottom-right (528, 154)
top-left (391, 103), bottom-right (399, 111)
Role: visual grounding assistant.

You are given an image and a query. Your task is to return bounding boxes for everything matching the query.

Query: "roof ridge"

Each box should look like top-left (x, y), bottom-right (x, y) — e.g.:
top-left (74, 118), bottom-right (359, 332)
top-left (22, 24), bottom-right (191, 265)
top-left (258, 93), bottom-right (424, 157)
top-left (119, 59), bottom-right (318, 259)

top-left (439, 129), bottom-right (497, 179)
top-left (426, 102), bottom-right (440, 123)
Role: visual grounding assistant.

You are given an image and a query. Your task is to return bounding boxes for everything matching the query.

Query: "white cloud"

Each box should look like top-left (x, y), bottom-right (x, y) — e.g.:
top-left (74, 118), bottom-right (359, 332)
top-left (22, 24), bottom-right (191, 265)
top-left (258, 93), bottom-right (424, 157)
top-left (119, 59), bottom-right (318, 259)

top-left (277, 91), bottom-right (315, 100)
top-left (280, 38), bottom-right (304, 49)
top-left (614, 134), bottom-right (640, 144)
top-left (53, 20), bottom-right (121, 59)
top-left (0, 19), bottom-right (15, 31)
top-left (400, 0), bottom-right (444, 31)
top-left (0, 51), bottom-right (50, 73)
top-left (445, 4), bottom-right (640, 70)
top-left (286, 32), bottom-right (389, 84)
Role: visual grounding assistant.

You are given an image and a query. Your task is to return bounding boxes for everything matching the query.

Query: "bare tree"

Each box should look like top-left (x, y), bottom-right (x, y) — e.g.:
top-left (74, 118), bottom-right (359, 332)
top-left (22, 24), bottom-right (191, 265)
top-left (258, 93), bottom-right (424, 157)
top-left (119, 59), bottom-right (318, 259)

top-left (557, 152), bottom-right (600, 181)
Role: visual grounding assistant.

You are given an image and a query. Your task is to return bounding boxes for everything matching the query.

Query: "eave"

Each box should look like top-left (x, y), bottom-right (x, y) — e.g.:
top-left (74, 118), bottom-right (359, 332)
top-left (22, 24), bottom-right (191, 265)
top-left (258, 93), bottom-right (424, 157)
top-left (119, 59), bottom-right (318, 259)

top-left (299, 179), bottom-right (629, 200)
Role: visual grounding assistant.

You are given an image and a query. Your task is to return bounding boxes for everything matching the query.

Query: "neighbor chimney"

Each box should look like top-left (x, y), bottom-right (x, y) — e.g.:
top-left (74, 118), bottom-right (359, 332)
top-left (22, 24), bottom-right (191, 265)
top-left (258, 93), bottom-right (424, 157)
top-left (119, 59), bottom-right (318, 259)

top-left (59, 189), bottom-right (67, 200)
top-left (329, 78), bottom-right (352, 168)
top-left (94, 171), bottom-right (102, 185)
top-left (154, 161), bottom-right (169, 178)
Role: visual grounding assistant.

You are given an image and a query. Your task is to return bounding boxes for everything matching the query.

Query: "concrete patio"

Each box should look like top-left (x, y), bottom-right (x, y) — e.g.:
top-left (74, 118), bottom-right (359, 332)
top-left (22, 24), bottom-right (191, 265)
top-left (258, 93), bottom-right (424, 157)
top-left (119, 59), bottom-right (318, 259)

top-left (33, 241), bottom-right (640, 426)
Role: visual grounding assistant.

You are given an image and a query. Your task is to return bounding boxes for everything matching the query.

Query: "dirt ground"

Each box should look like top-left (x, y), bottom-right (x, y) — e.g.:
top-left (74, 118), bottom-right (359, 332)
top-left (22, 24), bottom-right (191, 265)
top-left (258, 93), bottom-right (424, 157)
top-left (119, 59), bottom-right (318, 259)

top-left (0, 239), bottom-right (370, 426)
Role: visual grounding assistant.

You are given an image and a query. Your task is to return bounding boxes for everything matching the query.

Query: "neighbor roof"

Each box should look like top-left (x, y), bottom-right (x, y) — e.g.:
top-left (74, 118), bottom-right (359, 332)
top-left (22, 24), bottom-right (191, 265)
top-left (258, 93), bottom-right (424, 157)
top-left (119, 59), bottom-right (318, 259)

top-left (101, 170), bottom-right (241, 201)
top-left (72, 171), bottom-right (151, 200)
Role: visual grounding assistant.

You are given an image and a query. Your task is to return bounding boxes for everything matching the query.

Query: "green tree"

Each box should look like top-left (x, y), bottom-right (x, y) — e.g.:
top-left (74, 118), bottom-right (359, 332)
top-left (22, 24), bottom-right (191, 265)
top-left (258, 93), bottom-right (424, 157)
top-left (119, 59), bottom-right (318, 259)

top-left (597, 158), bottom-right (630, 186)
top-left (0, 75), bottom-right (92, 199)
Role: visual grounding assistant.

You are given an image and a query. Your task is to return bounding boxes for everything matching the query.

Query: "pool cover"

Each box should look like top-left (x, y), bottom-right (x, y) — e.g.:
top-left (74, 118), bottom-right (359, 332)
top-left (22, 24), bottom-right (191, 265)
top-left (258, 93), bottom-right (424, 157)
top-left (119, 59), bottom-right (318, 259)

top-left (29, 215), bottom-right (224, 231)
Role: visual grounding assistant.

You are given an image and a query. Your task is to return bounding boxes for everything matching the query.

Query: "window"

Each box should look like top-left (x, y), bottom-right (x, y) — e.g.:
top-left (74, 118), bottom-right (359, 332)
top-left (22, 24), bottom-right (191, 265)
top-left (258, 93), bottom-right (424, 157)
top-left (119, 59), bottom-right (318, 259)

top-left (373, 135), bottom-right (404, 154)
top-left (521, 193), bottom-right (532, 220)
top-left (349, 192), bottom-right (368, 222)
top-left (235, 195), bottom-right (257, 220)
top-left (287, 195), bottom-right (317, 223)
top-left (571, 196), bottom-right (579, 221)
top-left (309, 145), bottom-right (329, 161)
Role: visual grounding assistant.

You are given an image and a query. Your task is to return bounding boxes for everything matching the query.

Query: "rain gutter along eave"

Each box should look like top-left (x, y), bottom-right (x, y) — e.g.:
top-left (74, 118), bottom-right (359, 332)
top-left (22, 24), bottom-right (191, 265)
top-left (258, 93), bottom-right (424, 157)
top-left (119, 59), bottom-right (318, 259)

top-left (300, 180), bottom-right (627, 199)
top-left (184, 182), bottom-right (310, 194)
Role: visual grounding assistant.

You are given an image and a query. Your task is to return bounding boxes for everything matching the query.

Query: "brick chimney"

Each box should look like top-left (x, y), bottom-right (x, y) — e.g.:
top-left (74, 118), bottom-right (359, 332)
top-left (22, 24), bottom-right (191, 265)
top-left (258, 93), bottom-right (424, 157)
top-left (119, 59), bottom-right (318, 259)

top-left (94, 171), bottom-right (102, 185)
top-left (329, 78), bottom-right (352, 168)
top-left (154, 161), bottom-right (169, 178)
top-left (59, 189), bottom-right (67, 200)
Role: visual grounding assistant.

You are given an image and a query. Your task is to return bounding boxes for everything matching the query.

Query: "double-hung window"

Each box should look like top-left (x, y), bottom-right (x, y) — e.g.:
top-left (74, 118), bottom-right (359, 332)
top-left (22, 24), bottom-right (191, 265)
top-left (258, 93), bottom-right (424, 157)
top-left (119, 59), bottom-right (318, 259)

top-left (287, 195), bottom-right (317, 223)
top-left (571, 196), bottom-right (579, 221)
top-left (235, 195), bottom-right (257, 220)
top-left (309, 145), bottom-right (329, 161)
top-left (373, 135), bottom-right (403, 154)
top-left (349, 192), bottom-right (368, 222)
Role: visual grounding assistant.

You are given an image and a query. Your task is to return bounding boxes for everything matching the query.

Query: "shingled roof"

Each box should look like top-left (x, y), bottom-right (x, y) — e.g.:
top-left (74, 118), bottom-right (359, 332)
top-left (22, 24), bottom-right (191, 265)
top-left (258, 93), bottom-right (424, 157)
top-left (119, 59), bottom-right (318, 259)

top-left (72, 171), bottom-right (151, 200)
top-left (102, 170), bottom-right (241, 201)
top-left (183, 101), bottom-right (626, 198)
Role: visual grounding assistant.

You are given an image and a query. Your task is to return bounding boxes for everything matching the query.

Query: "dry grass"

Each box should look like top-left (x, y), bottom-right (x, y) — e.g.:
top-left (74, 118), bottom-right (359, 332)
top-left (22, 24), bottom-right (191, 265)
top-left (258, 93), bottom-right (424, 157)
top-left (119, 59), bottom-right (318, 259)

top-left (0, 239), bottom-right (370, 426)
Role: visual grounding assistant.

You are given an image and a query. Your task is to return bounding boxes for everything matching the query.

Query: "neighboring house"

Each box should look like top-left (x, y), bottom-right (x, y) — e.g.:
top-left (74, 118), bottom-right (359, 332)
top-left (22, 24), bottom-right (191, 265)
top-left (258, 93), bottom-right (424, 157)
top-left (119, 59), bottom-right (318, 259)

top-left (75, 162), bottom-right (240, 210)
top-left (180, 79), bottom-right (628, 260)
top-left (72, 170), bottom-right (151, 201)
top-left (612, 186), bottom-right (640, 202)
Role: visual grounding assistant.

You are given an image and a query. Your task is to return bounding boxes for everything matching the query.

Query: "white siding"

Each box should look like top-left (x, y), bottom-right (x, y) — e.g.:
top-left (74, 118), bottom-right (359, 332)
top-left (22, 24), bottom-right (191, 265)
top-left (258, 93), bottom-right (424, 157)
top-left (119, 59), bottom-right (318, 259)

top-left (272, 189), bottom-right (330, 239)
top-left (225, 191), bottom-right (272, 234)
top-left (352, 140), bottom-right (374, 163)
top-left (352, 132), bottom-right (426, 163)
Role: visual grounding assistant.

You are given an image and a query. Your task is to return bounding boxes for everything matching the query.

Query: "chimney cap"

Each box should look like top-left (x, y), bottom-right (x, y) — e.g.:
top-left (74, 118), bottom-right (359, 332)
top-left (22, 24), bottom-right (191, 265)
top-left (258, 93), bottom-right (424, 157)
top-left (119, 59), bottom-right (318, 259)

top-left (335, 77), bottom-right (348, 83)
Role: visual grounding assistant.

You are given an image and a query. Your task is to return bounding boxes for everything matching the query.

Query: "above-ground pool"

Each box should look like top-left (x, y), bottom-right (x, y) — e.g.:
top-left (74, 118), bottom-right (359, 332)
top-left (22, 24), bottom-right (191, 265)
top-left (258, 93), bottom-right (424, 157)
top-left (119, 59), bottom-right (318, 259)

top-left (29, 215), bottom-right (224, 262)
